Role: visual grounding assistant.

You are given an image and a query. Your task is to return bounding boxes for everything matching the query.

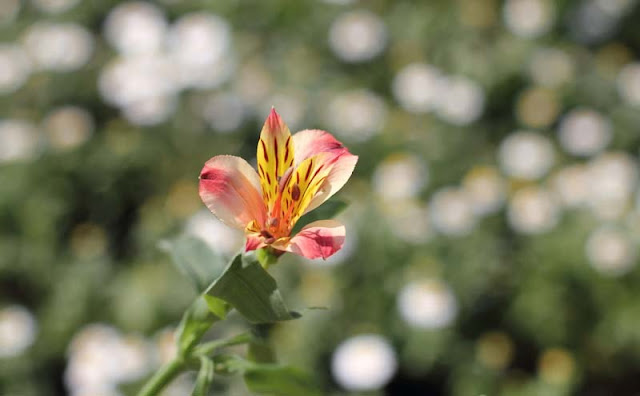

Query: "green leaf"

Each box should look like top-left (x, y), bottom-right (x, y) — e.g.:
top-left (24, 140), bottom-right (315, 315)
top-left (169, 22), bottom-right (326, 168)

top-left (192, 356), bottom-right (214, 396)
top-left (291, 199), bottom-right (348, 235)
top-left (159, 235), bottom-right (228, 293)
top-left (243, 365), bottom-right (322, 396)
top-left (176, 295), bottom-right (229, 357)
top-left (205, 253), bottom-right (300, 324)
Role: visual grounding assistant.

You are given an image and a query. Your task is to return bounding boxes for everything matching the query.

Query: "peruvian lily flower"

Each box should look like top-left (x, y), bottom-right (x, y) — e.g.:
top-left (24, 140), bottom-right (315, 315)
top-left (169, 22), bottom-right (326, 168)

top-left (199, 108), bottom-right (358, 260)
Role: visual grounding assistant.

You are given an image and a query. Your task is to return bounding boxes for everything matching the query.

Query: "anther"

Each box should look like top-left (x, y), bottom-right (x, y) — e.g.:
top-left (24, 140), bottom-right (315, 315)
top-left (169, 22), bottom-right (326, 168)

top-left (291, 184), bottom-right (301, 201)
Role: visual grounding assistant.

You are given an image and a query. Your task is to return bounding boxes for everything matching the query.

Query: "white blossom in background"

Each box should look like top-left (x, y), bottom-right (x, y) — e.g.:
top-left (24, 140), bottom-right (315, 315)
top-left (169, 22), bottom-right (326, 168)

top-left (569, 0), bottom-right (620, 44)
top-left (586, 226), bottom-right (636, 276)
top-left (429, 187), bottom-right (476, 236)
top-left (617, 63), bottom-right (640, 106)
top-left (557, 108), bottom-right (612, 157)
top-left (162, 373), bottom-right (196, 396)
top-left (550, 164), bottom-right (589, 208)
top-left (385, 201), bottom-right (432, 244)
top-left (498, 131), bottom-right (555, 180)
top-left (585, 152), bottom-right (637, 220)
top-left (0, 0), bottom-right (20, 25)
top-left (0, 44), bottom-right (32, 94)
top-left (435, 76), bottom-right (485, 125)
top-left (98, 8), bottom-right (235, 125)
top-left (397, 280), bottom-right (458, 329)
top-left (462, 166), bottom-right (507, 216)
top-left (507, 186), bottom-right (560, 234)
top-left (98, 54), bottom-right (180, 126)
top-left (121, 95), bottom-right (177, 126)
top-left (392, 63), bottom-right (443, 113)
top-left (593, 0), bottom-right (637, 16)
top-left (503, 0), bottom-right (554, 38)
top-left (185, 210), bottom-right (243, 257)
top-left (0, 119), bottom-right (40, 163)
top-left (168, 13), bottom-right (234, 89)
top-left (32, 0), bottom-right (81, 14)
top-left (43, 106), bottom-right (94, 151)
top-left (99, 55), bottom-right (178, 108)
top-left (103, 2), bottom-right (168, 56)
top-left (373, 153), bottom-right (428, 201)
top-left (331, 334), bottom-right (397, 391)
top-left (0, 305), bottom-right (37, 357)
top-left (325, 90), bottom-right (386, 142)
top-left (202, 92), bottom-right (246, 133)
top-left (328, 10), bottom-right (387, 63)
top-left (153, 328), bottom-right (177, 365)
top-left (528, 48), bottom-right (574, 87)
top-left (22, 22), bottom-right (93, 72)
top-left (235, 62), bottom-right (272, 107)
top-left (65, 324), bottom-right (152, 394)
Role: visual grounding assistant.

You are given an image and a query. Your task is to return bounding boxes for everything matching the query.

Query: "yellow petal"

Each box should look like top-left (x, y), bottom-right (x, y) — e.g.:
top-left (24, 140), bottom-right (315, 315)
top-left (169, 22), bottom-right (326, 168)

top-left (278, 152), bottom-right (336, 230)
top-left (257, 108), bottom-right (294, 210)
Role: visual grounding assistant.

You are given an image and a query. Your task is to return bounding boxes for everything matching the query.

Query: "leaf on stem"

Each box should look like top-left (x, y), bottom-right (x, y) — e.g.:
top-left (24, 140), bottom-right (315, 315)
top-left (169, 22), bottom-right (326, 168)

top-left (244, 364), bottom-right (322, 396)
top-left (205, 253), bottom-right (300, 324)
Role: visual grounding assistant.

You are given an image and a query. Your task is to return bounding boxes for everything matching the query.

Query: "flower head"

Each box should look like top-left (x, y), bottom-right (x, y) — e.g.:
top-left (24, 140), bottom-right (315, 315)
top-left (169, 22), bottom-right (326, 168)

top-left (199, 108), bottom-right (358, 259)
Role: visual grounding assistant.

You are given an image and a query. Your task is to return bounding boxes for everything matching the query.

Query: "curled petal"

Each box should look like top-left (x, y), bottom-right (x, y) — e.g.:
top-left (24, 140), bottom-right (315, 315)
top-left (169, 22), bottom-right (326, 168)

top-left (305, 152), bottom-right (358, 214)
top-left (277, 220), bottom-right (346, 260)
top-left (293, 129), bottom-right (348, 165)
top-left (257, 108), bottom-right (294, 210)
top-left (199, 155), bottom-right (267, 230)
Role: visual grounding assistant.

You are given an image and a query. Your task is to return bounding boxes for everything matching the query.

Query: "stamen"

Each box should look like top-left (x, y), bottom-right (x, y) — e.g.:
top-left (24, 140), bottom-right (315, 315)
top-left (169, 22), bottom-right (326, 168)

top-left (291, 184), bottom-right (301, 201)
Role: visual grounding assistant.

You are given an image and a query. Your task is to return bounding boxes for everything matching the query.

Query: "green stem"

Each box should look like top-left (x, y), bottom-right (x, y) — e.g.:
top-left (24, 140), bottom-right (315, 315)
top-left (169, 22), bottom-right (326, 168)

top-left (137, 358), bottom-right (185, 396)
top-left (194, 332), bottom-right (252, 356)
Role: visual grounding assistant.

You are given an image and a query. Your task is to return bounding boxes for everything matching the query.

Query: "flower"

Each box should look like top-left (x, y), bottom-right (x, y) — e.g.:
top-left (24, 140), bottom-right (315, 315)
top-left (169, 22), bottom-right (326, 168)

top-left (199, 108), bottom-right (358, 259)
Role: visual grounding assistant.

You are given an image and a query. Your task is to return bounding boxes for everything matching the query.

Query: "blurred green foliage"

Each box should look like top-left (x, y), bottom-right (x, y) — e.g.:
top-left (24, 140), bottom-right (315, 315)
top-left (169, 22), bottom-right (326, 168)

top-left (1, 0), bottom-right (640, 395)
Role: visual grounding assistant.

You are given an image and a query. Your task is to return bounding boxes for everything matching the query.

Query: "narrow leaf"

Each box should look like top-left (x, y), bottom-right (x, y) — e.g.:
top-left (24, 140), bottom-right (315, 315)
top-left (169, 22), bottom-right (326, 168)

top-left (159, 235), bottom-right (228, 293)
top-left (205, 253), bottom-right (300, 324)
top-left (192, 356), bottom-right (214, 396)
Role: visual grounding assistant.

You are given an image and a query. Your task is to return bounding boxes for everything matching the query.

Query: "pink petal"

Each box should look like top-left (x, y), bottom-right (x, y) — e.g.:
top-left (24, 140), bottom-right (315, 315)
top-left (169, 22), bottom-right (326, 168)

top-left (283, 220), bottom-right (346, 260)
top-left (292, 129), bottom-right (349, 165)
top-left (245, 234), bottom-right (265, 252)
top-left (199, 155), bottom-right (267, 230)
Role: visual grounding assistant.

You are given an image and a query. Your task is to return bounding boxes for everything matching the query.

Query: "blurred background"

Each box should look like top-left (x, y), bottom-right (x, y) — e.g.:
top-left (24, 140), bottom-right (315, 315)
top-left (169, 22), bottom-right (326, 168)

top-left (1, 0), bottom-right (640, 395)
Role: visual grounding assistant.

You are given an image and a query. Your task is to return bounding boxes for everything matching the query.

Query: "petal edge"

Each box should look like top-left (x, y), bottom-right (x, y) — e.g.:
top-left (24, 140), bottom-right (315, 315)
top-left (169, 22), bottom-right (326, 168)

top-left (283, 219), bottom-right (346, 259)
top-left (199, 155), bottom-right (266, 230)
